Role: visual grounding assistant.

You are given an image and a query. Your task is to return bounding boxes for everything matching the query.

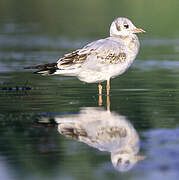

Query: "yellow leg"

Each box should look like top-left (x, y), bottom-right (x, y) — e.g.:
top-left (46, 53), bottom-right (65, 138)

top-left (98, 94), bottom-right (103, 106)
top-left (98, 83), bottom-right (102, 95)
top-left (107, 95), bottom-right (110, 111)
top-left (98, 83), bottom-right (103, 106)
top-left (106, 79), bottom-right (110, 96)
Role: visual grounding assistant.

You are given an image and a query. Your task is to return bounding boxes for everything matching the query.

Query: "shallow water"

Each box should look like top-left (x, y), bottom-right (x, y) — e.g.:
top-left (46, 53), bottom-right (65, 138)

top-left (0, 1), bottom-right (179, 180)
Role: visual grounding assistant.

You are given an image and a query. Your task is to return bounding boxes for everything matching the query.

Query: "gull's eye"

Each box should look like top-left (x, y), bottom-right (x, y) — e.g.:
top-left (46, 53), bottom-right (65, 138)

top-left (124, 24), bottom-right (129, 29)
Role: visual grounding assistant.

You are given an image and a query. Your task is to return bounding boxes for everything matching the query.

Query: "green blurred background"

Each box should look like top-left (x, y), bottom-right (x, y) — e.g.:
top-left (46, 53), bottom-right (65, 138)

top-left (0, 1), bottom-right (179, 180)
top-left (1, 0), bottom-right (179, 37)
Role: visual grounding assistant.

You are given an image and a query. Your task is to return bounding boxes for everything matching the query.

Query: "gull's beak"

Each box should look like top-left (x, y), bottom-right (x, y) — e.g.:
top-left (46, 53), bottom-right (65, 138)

top-left (133, 28), bottom-right (146, 34)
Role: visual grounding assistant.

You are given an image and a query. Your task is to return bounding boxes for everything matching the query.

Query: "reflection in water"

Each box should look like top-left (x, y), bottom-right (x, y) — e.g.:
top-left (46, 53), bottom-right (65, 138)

top-left (55, 107), bottom-right (145, 172)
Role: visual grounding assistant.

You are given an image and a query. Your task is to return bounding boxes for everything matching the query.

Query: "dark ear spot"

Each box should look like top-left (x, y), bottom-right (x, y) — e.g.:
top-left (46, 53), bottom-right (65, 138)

top-left (116, 23), bottom-right (121, 31)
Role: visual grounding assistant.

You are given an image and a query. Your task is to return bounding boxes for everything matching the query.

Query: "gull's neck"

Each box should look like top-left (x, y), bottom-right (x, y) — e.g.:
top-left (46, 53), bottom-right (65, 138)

top-left (110, 34), bottom-right (136, 40)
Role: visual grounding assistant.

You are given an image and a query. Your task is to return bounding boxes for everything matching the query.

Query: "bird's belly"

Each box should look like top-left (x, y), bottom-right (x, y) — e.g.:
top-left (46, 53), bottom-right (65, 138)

top-left (78, 70), bottom-right (109, 83)
top-left (78, 58), bottom-right (134, 83)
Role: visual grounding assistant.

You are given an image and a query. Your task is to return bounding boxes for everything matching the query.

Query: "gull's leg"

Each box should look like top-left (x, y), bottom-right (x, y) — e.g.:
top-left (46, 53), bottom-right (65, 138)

top-left (98, 95), bottom-right (103, 106)
top-left (107, 95), bottom-right (110, 111)
top-left (98, 83), bottom-right (103, 106)
top-left (106, 79), bottom-right (110, 96)
top-left (98, 83), bottom-right (102, 95)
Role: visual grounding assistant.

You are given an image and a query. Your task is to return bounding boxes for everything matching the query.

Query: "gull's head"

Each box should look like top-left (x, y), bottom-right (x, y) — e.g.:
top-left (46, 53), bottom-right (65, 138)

top-left (110, 17), bottom-right (145, 37)
top-left (111, 152), bottom-right (145, 172)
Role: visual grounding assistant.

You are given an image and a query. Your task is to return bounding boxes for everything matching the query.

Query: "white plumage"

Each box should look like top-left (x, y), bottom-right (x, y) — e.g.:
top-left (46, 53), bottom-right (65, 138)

top-left (55, 107), bottom-right (145, 171)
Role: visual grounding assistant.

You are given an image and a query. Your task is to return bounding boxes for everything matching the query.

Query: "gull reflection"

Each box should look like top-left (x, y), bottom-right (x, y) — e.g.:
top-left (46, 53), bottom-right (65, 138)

top-left (55, 106), bottom-right (144, 172)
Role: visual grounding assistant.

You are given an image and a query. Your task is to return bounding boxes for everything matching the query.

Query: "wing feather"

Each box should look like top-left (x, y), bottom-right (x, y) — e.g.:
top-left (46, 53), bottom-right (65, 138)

top-left (57, 50), bottom-right (90, 69)
top-left (57, 37), bottom-right (127, 70)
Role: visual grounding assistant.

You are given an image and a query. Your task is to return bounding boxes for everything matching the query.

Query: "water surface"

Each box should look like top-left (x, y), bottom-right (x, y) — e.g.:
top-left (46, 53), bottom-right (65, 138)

top-left (0, 1), bottom-right (179, 180)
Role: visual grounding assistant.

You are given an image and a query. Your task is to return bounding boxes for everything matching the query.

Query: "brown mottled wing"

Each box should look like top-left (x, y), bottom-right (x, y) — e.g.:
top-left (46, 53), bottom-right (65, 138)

top-left (59, 125), bottom-right (87, 140)
top-left (97, 52), bottom-right (127, 64)
top-left (57, 37), bottom-right (129, 70)
top-left (83, 38), bottom-right (128, 65)
top-left (57, 50), bottom-right (90, 69)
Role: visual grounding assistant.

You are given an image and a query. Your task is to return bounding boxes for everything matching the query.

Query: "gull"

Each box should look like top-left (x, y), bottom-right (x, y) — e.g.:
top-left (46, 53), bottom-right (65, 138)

top-left (25, 17), bottom-right (145, 95)
top-left (55, 107), bottom-right (145, 172)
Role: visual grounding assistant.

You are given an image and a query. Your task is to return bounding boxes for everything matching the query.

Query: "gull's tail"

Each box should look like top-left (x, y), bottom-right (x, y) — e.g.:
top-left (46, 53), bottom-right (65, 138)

top-left (24, 63), bottom-right (58, 75)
